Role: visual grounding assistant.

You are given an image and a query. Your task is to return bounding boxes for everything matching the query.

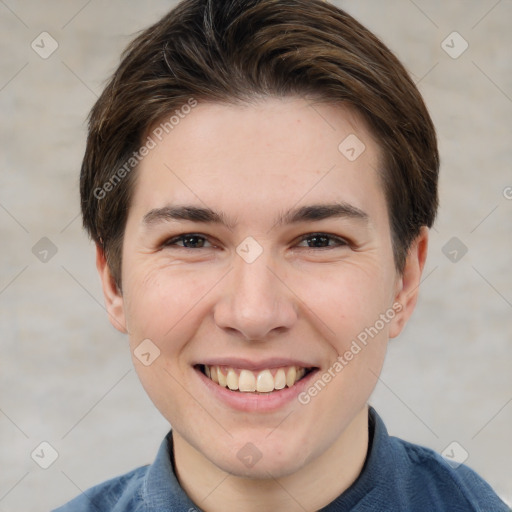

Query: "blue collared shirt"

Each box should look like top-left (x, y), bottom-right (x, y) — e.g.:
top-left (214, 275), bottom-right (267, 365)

top-left (53, 407), bottom-right (509, 511)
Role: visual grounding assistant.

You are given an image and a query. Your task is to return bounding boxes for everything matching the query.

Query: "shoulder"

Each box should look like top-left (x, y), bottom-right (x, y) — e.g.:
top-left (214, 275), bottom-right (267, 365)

top-left (52, 465), bottom-right (148, 512)
top-left (357, 408), bottom-right (510, 511)
top-left (390, 435), bottom-right (509, 511)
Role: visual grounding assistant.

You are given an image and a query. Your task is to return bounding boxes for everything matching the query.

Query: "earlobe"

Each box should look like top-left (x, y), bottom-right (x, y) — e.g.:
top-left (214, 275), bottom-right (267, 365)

top-left (389, 227), bottom-right (429, 339)
top-left (96, 244), bottom-right (128, 334)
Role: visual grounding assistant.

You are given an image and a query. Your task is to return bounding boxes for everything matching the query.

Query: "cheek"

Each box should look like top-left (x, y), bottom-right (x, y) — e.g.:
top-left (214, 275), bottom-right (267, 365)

top-left (293, 260), bottom-right (395, 342)
top-left (123, 262), bottom-right (217, 347)
top-left (123, 267), bottom-right (211, 411)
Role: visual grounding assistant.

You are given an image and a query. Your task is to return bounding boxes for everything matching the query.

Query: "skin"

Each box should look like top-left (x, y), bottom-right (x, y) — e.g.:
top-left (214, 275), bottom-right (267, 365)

top-left (97, 97), bottom-right (428, 512)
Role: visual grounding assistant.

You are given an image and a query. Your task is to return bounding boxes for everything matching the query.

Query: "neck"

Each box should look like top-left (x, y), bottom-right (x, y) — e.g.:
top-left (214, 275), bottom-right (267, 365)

top-left (173, 406), bottom-right (370, 512)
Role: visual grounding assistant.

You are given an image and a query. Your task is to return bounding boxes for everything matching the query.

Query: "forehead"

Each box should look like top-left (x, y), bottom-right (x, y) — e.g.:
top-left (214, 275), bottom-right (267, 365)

top-left (129, 97), bottom-right (386, 228)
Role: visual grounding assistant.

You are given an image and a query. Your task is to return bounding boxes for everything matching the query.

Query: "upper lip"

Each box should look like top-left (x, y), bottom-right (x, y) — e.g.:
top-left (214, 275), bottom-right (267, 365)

top-left (196, 357), bottom-right (317, 372)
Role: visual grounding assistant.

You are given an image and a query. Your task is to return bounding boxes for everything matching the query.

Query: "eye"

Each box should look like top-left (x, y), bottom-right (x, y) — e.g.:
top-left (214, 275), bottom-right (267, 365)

top-left (296, 233), bottom-right (348, 248)
top-left (163, 233), bottom-right (212, 249)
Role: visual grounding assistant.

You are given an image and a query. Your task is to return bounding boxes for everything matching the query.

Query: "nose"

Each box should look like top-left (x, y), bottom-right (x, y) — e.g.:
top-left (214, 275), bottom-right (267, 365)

top-left (213, 252), bottom-right (298, 341)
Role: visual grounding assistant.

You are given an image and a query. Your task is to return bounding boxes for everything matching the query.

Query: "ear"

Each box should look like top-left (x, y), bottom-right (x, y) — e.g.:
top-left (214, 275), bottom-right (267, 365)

top-left (388, 227), bottom-right (429, 339)
top-left (96, 243), bottom-right (128, 334)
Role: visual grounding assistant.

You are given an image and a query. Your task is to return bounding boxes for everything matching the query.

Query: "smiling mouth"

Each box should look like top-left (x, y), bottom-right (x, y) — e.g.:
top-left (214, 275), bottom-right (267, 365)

top-left (198, 364), bottom-right (315, 393)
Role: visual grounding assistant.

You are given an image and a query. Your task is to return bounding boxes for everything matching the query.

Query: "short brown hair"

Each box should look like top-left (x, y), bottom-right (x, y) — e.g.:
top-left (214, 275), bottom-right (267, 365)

top-left (81, 0), bottom-right (439, 288)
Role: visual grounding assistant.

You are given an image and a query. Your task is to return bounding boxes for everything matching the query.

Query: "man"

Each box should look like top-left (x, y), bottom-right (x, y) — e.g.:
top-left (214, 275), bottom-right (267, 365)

top-left (55, 0), bottom-right (509, 510)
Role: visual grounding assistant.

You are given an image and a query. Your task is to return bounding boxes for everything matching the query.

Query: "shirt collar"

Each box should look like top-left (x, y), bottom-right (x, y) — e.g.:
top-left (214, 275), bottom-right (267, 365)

top-left (141, 406), bottom-right (386, 511)
top-left (320, 406), bottom-right (392, 510)
top-left (142, 432), bottom-right (198, 510)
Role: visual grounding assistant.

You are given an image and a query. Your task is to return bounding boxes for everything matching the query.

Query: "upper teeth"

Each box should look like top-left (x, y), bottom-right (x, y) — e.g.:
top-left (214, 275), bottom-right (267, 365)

top-left (204, 365), bottom-right (307, 393)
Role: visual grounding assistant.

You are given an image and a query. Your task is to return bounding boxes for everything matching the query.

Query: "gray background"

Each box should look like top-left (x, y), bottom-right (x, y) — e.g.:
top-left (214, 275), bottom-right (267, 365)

top-left (1, 1), bottom-right (511, 510)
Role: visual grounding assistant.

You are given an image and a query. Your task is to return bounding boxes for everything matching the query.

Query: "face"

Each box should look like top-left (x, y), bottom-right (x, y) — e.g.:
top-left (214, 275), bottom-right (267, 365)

top-left (98, 97), bottom-right (426, 479)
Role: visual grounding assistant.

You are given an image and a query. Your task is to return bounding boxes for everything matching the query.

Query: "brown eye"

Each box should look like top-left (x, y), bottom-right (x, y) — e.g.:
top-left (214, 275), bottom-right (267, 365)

top-left (306, 235), bottom-right (330, 248)
top-left (297, 233), bottom-right (348, 248)
top-left (164, 234), bottom-right (211, 248)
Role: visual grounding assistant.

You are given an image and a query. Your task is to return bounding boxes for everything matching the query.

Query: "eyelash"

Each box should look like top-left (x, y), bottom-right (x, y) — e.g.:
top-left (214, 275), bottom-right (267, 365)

top-left (296, 233), bottom-right (348, 249)
top-left (162, 232), bottom-right (348, 250)
top-left (163, 233), bottom-right (214, 249)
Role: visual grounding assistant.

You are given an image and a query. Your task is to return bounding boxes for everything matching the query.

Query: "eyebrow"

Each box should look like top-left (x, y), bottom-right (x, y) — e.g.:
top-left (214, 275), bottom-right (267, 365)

top-left (143, 205), bottom-right (235, 229)
top-left (278, 203), bottom-right (368, 225)
top-left (142, 202), bottom-right (369, 229)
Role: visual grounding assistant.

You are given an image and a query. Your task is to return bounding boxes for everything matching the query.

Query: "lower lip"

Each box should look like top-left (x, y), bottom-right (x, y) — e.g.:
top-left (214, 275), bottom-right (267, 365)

top-left (195, 367), bottom-right (319, 413)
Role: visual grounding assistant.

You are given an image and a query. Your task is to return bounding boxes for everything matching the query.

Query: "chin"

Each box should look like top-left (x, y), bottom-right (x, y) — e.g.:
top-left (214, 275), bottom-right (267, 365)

top-left (217, 450), bottom-right (308, 480)
top-left (201, 432), bottom-right (313, 480)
